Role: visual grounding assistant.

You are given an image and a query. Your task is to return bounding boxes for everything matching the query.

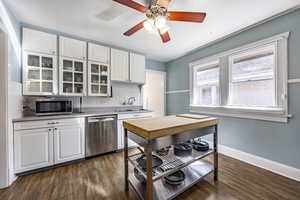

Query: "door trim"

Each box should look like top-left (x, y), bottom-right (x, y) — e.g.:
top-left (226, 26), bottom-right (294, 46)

top-left (143, 70), bottom-right (166, 116)
top-left (0, 23), bottom-right (9, 188)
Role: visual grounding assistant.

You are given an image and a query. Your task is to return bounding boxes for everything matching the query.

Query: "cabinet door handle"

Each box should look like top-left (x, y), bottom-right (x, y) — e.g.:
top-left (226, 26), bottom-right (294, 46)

top-left (48, 122), bottom-right (59, 125)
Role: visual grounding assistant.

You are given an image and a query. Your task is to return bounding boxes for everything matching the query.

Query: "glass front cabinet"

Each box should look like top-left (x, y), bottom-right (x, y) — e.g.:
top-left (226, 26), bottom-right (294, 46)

top-left (88, 62), bottom-right (110, 96)
top-left (23, 51), bottom-right (58, 95)
top-left (59, 57), bottom-right (87, 96)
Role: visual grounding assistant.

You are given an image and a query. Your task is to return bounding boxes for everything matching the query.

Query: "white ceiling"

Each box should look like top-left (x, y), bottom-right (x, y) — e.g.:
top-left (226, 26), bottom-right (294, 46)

top-left (4, 0), bottom-right (300, 62)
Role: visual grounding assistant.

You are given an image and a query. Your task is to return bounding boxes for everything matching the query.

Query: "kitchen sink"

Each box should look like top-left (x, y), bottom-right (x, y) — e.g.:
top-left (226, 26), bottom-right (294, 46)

top-left (115, 109), bottom-right (147, 112)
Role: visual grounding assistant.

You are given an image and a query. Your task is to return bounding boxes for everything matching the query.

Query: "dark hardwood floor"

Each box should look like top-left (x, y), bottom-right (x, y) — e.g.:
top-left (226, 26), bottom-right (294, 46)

top-left (1, 150), bottom-right (300, 200)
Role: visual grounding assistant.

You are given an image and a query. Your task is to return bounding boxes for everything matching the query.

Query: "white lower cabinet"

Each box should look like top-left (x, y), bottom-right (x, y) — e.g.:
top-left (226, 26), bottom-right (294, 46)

top-left (14, 128), bottom-right (54, 173)
top-left (54, 125), bottom-right (85, 164)
top-left (118, 120), bottom-right (138, 149)
top-left (14, 118), bottom-right (85, 174)
top-left (117, 112), bottom-right (153, 149)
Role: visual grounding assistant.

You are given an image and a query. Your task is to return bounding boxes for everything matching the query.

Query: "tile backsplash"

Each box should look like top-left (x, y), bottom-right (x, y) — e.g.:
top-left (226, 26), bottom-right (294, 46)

top-left (82, 82), bottom-right (142, 108)
top-left (23, 82), bottom-right (143, 116)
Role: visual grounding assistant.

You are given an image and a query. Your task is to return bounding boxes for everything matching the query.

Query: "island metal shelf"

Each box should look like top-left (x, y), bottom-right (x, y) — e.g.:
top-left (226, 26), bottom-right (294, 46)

top-left (129, 160), bottom-right (214, 200)
top-left (123, 115), bottom-right (219, 200)
top-left (128, 148), bottom-right (214, 181)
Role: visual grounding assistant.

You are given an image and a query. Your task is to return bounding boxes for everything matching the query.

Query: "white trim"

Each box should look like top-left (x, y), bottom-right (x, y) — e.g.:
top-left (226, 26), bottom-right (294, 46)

top-left (288, 79), bottom-right (300, 84)
top-left (0, 24), bottom-right (9, 188)
top-left (166, 90), bottom-right (190, 94)
top-left (190, 105), bottom-right (289, 123)
top-left (206, 141), bottom-right (300, 182)
top-left (189, 33), bottom-right (289, 123)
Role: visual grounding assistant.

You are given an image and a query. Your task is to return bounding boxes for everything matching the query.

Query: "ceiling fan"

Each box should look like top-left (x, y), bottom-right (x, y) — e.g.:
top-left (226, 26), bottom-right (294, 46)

top-left (112, 0), bottom-right (206, 43)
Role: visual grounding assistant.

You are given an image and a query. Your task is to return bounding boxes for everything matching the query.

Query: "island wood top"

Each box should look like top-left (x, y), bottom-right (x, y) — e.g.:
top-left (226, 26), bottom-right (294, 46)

top-left (123, 114), bottom-right (219, 140)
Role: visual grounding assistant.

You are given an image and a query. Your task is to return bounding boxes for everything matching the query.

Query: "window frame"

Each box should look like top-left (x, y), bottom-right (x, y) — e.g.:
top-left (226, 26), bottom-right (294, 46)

top-left (228, 43), bottom-right (277, 108)
top-left (189, 32), bottom-right (289, 123)
top-left (192, 60), bottom-right (220, 106)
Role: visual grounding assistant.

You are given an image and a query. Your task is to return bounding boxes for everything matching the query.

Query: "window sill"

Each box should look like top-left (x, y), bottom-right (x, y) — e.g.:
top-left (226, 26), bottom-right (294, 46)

top-left (190, 105), bottom-right (289, 123)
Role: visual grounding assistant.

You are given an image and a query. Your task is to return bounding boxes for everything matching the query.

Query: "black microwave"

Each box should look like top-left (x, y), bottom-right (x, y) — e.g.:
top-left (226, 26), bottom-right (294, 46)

top-left (35, 99), bottom-right (73, 116)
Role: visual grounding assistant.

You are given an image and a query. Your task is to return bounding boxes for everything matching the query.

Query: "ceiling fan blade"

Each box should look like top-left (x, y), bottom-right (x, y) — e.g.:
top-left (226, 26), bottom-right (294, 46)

top-left (159, 31), bottom-right (171, 43)
top-left (167, 11), bottom-right (206, 23)
top-left (112, 0), bottom-right (148, 13)
top-left (124, 20), bottom-right (146, 36)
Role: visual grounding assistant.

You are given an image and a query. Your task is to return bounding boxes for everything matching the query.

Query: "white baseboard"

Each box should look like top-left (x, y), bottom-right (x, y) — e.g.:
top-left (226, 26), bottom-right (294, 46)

top-left (207, 141), bottom-right (300, 182)
top-left (288, 79), bottom-right (300, 83)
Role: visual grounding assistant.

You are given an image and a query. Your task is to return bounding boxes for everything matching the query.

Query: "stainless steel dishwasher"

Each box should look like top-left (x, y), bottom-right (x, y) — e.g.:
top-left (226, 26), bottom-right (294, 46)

top-left (86, 115), bottom-right (118, 157)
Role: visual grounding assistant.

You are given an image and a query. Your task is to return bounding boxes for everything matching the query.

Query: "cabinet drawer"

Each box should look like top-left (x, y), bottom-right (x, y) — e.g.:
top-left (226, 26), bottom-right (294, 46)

top-left (118, 112), bottom-right (153, 120)
top-left (14, 118), bottom-right (84, 131)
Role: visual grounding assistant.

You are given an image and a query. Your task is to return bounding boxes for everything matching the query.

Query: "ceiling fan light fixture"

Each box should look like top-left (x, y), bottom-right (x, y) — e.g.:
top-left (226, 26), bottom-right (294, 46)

top-left (155, 16), bottom-right (167, 29)
top-left (144, 19), bottom-right (157, 34)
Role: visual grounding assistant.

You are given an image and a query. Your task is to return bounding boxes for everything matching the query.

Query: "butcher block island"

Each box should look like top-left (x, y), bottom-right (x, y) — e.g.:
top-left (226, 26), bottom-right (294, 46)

top-left (123, 114), bottom-right (219, 200)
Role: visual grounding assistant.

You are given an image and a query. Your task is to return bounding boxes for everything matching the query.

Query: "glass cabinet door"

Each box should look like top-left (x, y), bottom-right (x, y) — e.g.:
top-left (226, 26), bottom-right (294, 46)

top-left (88, 62), bottom-right (109, 96)
top-left (60, 58), bottom-right (86, 96)
top-left (24, 52), bottom-right (56, 95)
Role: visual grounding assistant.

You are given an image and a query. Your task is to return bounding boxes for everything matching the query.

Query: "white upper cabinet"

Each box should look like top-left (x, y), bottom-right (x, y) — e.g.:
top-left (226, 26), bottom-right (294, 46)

top-left (88, 62), bottom-right (110, 97)
top-left (23, 52), bottom-right (58, 96)
top-left (59, 57), bottom-right (87, 96)
top-left (88, 43), bottom-right (110, 63)
top-left (130, 53), bottom-right (146, 84)
top-left (22, 28), bottom-right (58, 95)
top-left (111, 48), bottom-right (129, 82)
top-left (59, 37), bottom-right (87, 60)
top-left (23, 28), bottom-right (57, 55)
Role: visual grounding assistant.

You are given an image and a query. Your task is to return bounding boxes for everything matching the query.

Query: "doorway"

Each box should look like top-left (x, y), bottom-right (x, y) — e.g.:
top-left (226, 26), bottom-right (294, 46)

top-left (143, 70), bottom-right (166, 117)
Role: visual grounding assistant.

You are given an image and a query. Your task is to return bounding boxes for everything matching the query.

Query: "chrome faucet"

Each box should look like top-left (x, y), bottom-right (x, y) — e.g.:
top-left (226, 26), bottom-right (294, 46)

top-left (127, 97), bottom-right (136, 105)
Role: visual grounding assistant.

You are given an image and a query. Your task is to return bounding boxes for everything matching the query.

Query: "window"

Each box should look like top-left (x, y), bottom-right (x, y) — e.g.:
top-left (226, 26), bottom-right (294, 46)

top-left (190, 32), bottom-right (289, 122)
top-left (192, 62), bottom-right (219, 105)
top-left (229, 44), bottom-right (276, 107)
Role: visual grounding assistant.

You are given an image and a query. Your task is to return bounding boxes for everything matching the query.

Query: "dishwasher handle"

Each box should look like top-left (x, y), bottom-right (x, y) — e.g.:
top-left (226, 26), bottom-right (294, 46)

top-left (88, 117), bottom-right (115, 123)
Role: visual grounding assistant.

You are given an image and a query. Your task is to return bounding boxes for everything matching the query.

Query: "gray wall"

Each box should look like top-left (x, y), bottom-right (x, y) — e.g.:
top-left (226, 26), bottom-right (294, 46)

top-left (0, 1), bottom-right (21, 82)
top-left (166, 9), bottom-right (300, 169)
top-left (146, 59), bottom-right (166, 72)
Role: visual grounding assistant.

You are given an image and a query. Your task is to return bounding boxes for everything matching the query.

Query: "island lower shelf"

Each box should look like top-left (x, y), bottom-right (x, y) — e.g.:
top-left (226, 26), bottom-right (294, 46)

top-left (129, 148), bottom-right (214, 181)
top-left (129, 160), bottom-right (214, 200)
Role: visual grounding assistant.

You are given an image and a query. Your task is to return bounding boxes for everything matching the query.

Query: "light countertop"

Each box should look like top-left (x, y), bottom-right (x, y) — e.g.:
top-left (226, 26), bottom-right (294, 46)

top-left (13, 109), bottom-right (152, 123)
top-left (123, 114), bottom-right (219, 139)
